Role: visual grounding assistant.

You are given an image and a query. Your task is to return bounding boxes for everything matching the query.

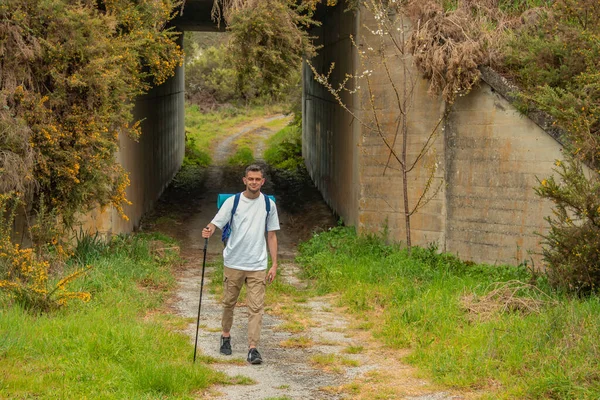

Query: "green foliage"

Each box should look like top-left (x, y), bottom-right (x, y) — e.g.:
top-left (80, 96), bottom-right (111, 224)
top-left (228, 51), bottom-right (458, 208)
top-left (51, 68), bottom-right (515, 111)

top-left (185, 45), bottom-right (238, 105)
top-left (0, 0), bottom-right (183, 228)
top-left (170, 165), bottom-right (206, 194)
top-left (227, 147), bottom-right (255, 166)
top-left (0, 233), bottom-right (227, 398)
top-left (535, 158), bottom-right (600, 294)
top-left (297, 227), bottom-right (600, 397)
top-left (263, 123), bottom-right (304, 171)
top-left (502, 1), bottom-right (600, 294)
top-left (183, 134), bottom-right (211, 167)
top-left (503, 1), bottom-right (600, 161)
top-left (226, 0), bottom-right (315, 100)
top-left (185, 1), bottom-right (312, 106)
top-left (73, 229), bottom-right (108, 266)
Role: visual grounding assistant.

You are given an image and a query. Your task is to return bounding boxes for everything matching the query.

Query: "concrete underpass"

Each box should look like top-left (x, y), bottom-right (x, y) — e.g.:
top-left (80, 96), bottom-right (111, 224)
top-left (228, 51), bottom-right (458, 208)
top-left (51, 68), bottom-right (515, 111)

top-left (93, 1), bottom-right (570, 266)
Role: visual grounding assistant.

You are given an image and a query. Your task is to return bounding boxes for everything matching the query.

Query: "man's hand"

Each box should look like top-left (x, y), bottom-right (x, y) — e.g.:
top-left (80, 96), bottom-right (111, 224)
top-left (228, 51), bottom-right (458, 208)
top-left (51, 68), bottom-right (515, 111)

top-left (266, 264), bottom-right (277, 283)
top-left (202, 224), bottom-right (215, 239)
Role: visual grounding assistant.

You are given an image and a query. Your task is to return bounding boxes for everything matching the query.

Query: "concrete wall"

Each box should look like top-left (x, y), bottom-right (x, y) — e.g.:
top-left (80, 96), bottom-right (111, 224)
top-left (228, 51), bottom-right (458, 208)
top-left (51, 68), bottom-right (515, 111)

top-left (356, 11), bottom-right (447, 248)
top-left (80, 35), bottom-right (185, 235)
top-left (303, 4), bottom-right (361, 225)
top-left (444, 83), bottom-right (559, 265)
top-left (304, 5), bottom-right (566, 266)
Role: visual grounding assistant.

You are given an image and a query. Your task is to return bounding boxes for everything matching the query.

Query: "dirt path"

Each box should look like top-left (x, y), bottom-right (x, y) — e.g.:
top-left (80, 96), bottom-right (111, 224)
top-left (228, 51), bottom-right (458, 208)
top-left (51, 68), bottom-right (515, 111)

top-left (146, 115), bottom-right (473, 399)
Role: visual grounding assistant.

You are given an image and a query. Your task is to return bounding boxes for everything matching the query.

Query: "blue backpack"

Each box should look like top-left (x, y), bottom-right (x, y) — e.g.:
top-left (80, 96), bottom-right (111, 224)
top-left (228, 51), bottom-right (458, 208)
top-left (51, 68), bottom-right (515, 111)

top-left (219, 193), bottom-right (274, 245)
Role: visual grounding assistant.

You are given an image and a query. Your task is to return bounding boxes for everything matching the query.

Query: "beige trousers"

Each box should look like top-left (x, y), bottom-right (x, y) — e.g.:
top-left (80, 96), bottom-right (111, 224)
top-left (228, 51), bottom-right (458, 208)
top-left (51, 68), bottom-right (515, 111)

top-left (222, 266), bottom-right (266, 348)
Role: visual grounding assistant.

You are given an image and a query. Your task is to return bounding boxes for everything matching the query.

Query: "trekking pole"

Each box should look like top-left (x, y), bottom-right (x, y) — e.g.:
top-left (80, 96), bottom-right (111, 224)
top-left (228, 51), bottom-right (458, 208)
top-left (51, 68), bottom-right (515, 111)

top-left (193, 237), bottom-right (209, 363)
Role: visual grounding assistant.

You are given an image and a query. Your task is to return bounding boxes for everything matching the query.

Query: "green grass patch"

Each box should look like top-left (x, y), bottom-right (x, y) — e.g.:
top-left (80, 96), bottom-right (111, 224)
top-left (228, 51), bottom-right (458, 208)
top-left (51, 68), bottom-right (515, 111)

top-left (280, 336), bottom-right (313, 348)
top-left (227, 146), bottom-right (255, 166)
top-left (264, 117), bottom-right (291, 130)
top-left (232, 117), bottom-right (291, 152)
top-left (297, 226), bottom-right (600, 398)
top-left (263, 123), bottom-right (303, 171)
top-left (274, 320), bottom-right (305, 333)
top-left (310, 353), bottom-right (359, 373)
top-left (0, 233), bottom-right (228, 399)
top-left (343, 345), bottom-right (364, 354)
top-left (185, 103), bottom-right (287, 161)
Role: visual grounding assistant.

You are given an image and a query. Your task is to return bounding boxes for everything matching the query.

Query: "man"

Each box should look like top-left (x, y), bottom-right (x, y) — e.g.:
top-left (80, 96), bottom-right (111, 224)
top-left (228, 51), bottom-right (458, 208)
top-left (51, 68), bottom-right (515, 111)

top-left (202, 164), bottom-right (280, 365)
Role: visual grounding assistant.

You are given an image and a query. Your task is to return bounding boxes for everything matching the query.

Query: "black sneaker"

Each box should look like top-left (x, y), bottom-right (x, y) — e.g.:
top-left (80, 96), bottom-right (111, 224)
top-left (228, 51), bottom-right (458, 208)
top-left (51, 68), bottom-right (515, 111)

top-left (247, 348), bottom-right (263, 364)
top-left (220, 336), bottom-right (232, 355)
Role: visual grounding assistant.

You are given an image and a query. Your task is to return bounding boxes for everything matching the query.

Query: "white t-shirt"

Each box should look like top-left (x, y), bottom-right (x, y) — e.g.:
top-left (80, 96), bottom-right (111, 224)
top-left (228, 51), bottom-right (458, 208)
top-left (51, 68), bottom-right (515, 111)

top-left (211, 193), bottom-right (280, 271)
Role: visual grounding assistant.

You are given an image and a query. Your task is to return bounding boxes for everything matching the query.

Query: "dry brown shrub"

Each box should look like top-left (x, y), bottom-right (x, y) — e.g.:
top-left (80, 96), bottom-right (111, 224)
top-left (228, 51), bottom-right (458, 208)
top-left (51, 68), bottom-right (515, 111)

top-left (0, 20), bottom-right (41, 197)
top-left (405, 0), bottom-right (521, 103)
top-left (0, 108), bottom-right (37, 196)
top-left (461, 280), bottom-right (557, 321)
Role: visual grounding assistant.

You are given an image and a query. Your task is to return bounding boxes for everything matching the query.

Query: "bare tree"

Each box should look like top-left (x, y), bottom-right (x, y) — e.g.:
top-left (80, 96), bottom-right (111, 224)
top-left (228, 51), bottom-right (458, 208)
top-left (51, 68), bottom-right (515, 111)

top-left (309, 0), bottom-right (445, 253)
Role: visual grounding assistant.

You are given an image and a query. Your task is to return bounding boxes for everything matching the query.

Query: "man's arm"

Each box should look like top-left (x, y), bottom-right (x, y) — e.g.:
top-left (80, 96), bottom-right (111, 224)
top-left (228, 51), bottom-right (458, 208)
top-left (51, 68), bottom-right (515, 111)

top-left (203, 196), bottom-right (234, 239)
top-left (266, 230), bottom-right (278, 282)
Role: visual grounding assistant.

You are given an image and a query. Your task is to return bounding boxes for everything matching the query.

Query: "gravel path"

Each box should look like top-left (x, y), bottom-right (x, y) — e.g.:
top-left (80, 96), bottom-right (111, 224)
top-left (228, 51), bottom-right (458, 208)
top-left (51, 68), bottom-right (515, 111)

top-left (156, 115), bottom-right (475, 400)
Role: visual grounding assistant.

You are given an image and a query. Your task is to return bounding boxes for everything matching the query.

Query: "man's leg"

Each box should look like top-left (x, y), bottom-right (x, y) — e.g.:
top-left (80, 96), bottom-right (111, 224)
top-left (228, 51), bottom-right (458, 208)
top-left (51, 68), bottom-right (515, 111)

top-left (245, 269), bottom-right (267, 349)
top-left (221, 266), bottom-right (244, 354)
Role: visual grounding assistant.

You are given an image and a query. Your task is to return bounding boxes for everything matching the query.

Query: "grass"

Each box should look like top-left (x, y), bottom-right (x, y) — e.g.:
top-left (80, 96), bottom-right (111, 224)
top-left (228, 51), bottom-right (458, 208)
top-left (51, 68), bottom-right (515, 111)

top-left (185, 103), bottom-right (288, 163)
top-left (0, 233), bottom-right (229, 399)
top-left (297, 226), bottom-right (600, 399)
top-left (232, 116), bottom-right (291, 153)
top-left (343, 345), bottom-right (364, 354)
top-left (227, 146), bottom-right (255, 166)
top-left (280, 334), bottom-right (314, 348)
top-left (310, 353), bottom-right (360, 373)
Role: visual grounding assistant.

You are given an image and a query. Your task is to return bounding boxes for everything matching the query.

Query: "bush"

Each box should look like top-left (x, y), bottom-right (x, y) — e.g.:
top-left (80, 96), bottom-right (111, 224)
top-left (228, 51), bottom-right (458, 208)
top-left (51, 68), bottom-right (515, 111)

top-left (263, 123), bottom-right (303, 171)
top-left (183, 134), bottom-right (211, 167)
top-left (535, 158), bottom-right (600, 294)
top-left (185, 45), bottom-right (238, 105)
top-left (0, 193), bottom-right (91, 312)
top-left (0, 0), bottom-right (183, 227)
top-left (226, 0), bottom-right (312, 100)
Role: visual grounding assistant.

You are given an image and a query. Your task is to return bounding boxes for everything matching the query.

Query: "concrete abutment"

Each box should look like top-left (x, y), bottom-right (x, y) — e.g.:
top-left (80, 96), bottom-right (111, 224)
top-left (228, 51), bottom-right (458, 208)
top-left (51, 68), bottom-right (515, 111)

top-left (303, 3), bottom-right (571, 266)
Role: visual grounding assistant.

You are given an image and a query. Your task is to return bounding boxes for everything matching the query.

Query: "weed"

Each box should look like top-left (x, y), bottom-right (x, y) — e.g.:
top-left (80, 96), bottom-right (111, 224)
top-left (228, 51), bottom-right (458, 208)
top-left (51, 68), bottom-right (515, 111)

top-left (280, 336), bottom-right (313, 348)
top-left (274, 320), bottom-right (306, 333)
top-left (228, 375), bottom-right (256, 385)
top-left (73, 228), bottom-right (108, 265)
top-left (344, 345), bottom-right (364, 354)
top-left (310, 353), bottom-right (359, 373)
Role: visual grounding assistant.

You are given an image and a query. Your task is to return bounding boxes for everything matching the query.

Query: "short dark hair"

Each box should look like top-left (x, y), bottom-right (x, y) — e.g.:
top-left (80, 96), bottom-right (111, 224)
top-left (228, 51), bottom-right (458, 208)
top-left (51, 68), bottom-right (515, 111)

top-left (245, 164), bottom-right (264, 177)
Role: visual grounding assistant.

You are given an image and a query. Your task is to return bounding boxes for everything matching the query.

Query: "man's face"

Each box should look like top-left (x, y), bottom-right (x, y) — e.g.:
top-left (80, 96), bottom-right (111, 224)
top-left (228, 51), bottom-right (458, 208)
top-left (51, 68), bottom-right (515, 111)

top-left (243, 170), bottom-right (265, 194)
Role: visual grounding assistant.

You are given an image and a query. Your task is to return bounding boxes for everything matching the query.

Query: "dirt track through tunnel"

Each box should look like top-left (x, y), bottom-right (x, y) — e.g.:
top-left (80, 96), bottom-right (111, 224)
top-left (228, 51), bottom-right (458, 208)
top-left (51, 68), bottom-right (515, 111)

top-left (144, 114), bottom-right (474, 399)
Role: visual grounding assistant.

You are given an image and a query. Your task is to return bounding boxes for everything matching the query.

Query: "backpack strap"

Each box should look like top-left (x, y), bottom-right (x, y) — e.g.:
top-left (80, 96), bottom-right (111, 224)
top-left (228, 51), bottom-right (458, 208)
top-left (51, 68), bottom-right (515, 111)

top-left (221, 193), bottom-right (241, 245)
top-left (263, 193), bottom-right (270, 233)
top-left (230, 193), bottom-right (241, 227)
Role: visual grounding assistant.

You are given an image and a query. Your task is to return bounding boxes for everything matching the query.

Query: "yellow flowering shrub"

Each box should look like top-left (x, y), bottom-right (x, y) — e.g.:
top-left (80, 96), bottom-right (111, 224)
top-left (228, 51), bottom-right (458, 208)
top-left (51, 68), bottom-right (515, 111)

top-left (1, 0), bottom-right (183, 226)
top-left (0, 193), bottom-right (91, 312)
